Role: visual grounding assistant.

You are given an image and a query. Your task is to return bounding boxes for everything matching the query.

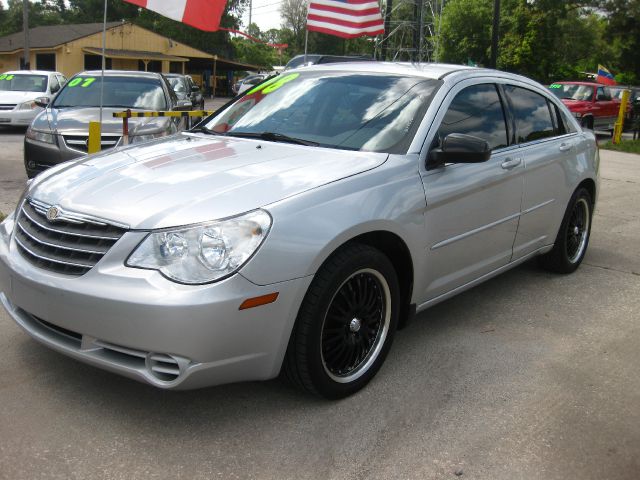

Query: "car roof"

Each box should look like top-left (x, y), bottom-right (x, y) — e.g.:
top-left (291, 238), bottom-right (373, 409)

top-left (78, 70), bottom-right (163, 79)
top-left (289, 61), bottom-right (521, 81)
top-left (3, 70), bottom-right (62, 75)
top-left (164, 73), bottom-right (186, 78)
top-left (554, 81), bottom-right (606, 87)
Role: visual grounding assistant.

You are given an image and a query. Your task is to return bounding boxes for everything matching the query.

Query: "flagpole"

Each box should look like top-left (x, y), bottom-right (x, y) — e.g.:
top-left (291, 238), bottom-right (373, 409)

top-left (304, 29), bottom-right (309, 65)
top-left (99, 0), bottom-right (107, 127)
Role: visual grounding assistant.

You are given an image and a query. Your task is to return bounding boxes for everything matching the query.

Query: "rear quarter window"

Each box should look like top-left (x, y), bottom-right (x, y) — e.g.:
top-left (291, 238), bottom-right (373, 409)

top-left (505, 86), bottom-right (556, 143)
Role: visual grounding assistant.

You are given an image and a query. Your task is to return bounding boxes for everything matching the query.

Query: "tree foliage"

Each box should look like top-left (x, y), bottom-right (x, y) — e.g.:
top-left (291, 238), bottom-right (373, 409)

top-left (438, 0), bottom-right (638, 83)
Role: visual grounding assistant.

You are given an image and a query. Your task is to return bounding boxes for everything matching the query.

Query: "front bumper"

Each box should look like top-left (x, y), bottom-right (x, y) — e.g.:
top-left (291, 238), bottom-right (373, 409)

top-left (0, 225), bottom-right (312, 389)
top-left (24, 135), bottom-right (84, 178)
top-left (0, 109), bottom-right (39, 126)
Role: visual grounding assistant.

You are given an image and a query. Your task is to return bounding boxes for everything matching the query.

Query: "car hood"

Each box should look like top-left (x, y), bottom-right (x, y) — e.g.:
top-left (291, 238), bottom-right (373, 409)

top-left (31, 107), bottom-right (172, 135)
top-left (0, 90), bottom-right (47, 104)
top-left (30, 133), bottom-right (388, 229)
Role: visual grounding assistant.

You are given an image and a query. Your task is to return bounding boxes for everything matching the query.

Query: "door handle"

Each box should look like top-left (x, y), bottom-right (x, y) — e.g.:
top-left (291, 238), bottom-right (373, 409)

top-left (559, 142), bottom-right (573, 152)
top-left (501, 157), bottom-right (521, 170)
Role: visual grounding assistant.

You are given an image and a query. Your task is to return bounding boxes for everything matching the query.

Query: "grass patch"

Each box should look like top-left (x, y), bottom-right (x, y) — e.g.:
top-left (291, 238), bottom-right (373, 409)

top-left (600, 139), bottom-right (640, 154)
top-left (0, 211), bottom-right (5, 222)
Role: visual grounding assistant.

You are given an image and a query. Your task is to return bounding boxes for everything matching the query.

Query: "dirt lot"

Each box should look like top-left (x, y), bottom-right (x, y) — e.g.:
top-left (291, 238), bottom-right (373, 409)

top-left (0, 125), bottom-right (638, 479)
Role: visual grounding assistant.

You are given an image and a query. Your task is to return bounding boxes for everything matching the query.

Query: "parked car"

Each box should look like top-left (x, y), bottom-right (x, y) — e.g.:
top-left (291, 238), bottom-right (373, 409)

top-left (0, 63), bottom-right (599, 399)
top-left (548, 81), bottom-right (621, 131)
top-left (285, 54), bottom-right (372, 70)
top-left (0, 70), bottom-right (66, 127)
top-left (165, 73), bottom-right (205, 110)
top-left (23, 70), bottom-right (192, 178)
top-left (232, 74), bottom-right (268, 95)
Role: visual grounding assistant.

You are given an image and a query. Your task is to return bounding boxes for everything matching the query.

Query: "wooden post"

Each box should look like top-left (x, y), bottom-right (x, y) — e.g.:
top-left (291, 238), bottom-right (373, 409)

top-left (88, 121), bottom-right (101, 154)
top-left (213, 55), bottom-right (217, 98)
top-left (613, 90), bottom-right (630, 145)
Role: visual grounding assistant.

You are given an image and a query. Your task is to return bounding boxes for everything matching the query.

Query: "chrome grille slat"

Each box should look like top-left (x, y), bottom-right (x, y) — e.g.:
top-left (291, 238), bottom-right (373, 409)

top-left (16, 221), bottom-right (110, 255)
top-left (14, 198), bottom-right (128, 276)
top-left (0, 104), bottom-right (16, 111)
top-left (20, 207), bottom-right (121, 240)
top-left (63, 134), bottom-right (121, 154)
top-left (14, 235), bottom-right (95, 268)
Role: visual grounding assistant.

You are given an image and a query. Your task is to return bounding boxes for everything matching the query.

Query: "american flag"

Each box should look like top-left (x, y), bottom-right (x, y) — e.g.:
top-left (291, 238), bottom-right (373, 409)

top-left (306, 0), bottom-right (385, 39)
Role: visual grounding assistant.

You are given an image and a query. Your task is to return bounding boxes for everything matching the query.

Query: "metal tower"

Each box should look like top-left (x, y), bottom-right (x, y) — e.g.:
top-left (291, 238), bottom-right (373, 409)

top-left (375, 0), bottom-right (445, 63)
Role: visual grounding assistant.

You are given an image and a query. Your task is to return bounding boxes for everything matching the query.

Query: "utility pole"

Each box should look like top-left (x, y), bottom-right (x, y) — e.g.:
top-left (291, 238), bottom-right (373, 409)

top-left (490, 0), bottom-right (500, 69)
top-left (22, 0), bottom-right (30, 70)
top-left (248, 0), bottom-right (252, 28)
top-left (383, 0), bottom-right (393, 60)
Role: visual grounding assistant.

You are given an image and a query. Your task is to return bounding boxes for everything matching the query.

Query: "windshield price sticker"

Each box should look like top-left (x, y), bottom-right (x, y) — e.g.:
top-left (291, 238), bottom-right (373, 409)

top-left (0, 74), bottom-right (15, 81)
top-left (68, 77), bottom-right (97, 88)
top-left (549, 84), bottom-right (562, 89)
top-left (247, 73), bottom-right (299, 96)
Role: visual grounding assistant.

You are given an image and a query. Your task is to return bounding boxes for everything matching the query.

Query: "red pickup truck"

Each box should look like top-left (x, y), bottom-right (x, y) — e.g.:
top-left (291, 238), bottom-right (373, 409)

top-left (548, 81), bottom-right (621, 131)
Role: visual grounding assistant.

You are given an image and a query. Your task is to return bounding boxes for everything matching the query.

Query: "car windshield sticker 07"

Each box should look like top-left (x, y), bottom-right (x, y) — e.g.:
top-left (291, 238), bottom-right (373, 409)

top-left (0, 74), bottom-right (15, 80)
top-left (247, 73), bottom-right (299, 96)
top-left (67, 77), bottom-right (97, 88)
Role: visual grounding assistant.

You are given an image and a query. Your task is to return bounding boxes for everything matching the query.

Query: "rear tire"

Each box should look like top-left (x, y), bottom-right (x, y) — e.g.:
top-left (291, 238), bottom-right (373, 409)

top-left (539, 187), bottom-right (593, 273)
top-left (283, 244), bottom-right (400, 399)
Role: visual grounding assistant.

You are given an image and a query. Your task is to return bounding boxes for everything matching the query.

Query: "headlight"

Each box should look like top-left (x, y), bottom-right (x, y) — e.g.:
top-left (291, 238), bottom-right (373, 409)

top-left (126, 210), bottom-right (272, 284)
top-left (129, 132), bottom-right (168, 145)
top-left (26, 127), bottom-right (55, 144)
top-left (17, 100), bottom-right (39, 110)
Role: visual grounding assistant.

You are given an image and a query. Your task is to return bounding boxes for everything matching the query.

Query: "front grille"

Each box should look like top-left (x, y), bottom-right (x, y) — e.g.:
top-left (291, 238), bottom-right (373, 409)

top-left (63, 135), bottom-right (121, 153)
top-left (14, 198), bottom-right (128, 276)
top-left (0, 104), bottom-right (16, 111)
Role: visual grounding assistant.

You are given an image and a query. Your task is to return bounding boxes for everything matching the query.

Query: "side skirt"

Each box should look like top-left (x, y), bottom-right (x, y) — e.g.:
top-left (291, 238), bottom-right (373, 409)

top-left (416, 245), bottom-right (554, 313)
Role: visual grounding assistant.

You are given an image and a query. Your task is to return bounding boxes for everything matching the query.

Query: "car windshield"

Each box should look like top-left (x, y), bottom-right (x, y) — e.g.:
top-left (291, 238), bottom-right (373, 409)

top-left (203, 71), bottom-right (441, 153)
top-left (549, 83), bottom-right (594, 102)
top-left (0, 73), bottom-right (48, 92)
top-left (52, 75), bottom-right (167, 110)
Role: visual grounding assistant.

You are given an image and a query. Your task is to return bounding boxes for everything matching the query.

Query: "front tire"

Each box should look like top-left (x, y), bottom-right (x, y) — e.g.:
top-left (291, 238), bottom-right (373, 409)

top-left (539, 187), bottom-right (593, 273)
top-left (284, 244), bottom-right (400, 399)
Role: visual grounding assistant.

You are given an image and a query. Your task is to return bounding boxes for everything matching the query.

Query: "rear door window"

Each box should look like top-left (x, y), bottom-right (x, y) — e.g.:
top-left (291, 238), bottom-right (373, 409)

top-left (436, 83), bottom-right (509, 150)
top-left (505, 86), bottom-right (556, 143)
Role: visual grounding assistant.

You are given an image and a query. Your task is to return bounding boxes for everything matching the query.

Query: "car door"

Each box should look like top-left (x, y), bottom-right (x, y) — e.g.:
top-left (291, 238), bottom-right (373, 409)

top-left (594, 86), bottom-right (617, 129)
top-left (504, 84), bottom-right (579, 260)
top-left (419, 81), bottom-right (523, 300)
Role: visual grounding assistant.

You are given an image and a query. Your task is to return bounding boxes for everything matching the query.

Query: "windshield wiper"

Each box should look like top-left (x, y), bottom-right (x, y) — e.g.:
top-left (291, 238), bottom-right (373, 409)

top-left (190, 126), bottom-right (223, 135)
top-left (225, 131), bottom-right (319, 147)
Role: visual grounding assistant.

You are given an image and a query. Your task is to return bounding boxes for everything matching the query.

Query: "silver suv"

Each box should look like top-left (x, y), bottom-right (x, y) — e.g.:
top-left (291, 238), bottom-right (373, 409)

top-left (0, 63), bottom-right (599, 398)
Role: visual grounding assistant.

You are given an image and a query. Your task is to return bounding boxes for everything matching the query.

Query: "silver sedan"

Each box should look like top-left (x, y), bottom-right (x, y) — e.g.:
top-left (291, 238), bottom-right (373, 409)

top-left (0, 63), bottom-right (599, 399)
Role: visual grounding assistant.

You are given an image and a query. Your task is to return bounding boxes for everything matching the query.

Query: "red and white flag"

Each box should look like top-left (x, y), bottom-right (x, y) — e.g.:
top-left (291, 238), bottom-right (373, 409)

top-left (124, 0), bottom-right (227, 31)
top-left (306, 0), bottom-right (385, 39)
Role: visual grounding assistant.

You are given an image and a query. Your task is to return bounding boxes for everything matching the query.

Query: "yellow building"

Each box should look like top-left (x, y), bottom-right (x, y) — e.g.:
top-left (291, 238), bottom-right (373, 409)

top-left (0, 22), bottom-right (260, 94)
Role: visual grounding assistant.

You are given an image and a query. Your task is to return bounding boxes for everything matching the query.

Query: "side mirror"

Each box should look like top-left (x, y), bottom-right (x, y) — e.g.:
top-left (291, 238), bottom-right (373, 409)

top-left (34, 97), bottom-right (50, 108)
top-left (175, 99), bottom-right (192, 111)
top-left (191, 85), bottom-right (200, 93)
top-left (428, 133), bottom-right (491, 170)
top-left (596, 94), bottom-right (608, 101)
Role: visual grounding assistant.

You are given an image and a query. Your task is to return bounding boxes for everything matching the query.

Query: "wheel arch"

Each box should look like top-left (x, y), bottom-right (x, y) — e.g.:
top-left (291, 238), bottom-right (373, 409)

top-left (317, 230), bottom-right (416, 329)
top-left (578, 177), bottom-right (597, 207)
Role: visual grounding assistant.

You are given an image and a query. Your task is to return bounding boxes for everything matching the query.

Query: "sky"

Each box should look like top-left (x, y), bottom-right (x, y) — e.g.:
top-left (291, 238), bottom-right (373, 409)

top-left (0, 0), bottom-right (285, 32)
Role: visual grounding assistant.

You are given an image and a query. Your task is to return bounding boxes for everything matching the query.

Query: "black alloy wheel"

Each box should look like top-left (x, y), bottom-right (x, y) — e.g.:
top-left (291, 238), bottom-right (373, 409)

top-left (539, 187), bottom-right (593, 273)
top-left (284, 243), bottom-right (400, 399)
